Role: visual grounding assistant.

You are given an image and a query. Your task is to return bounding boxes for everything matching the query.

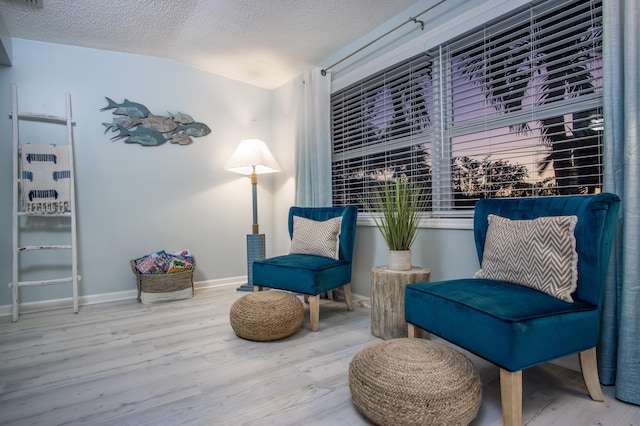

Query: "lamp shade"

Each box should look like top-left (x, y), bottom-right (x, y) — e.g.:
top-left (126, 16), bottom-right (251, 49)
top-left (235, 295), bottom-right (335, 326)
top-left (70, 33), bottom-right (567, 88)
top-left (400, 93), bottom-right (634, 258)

top-left (225, 138), bottom-right (280, 175)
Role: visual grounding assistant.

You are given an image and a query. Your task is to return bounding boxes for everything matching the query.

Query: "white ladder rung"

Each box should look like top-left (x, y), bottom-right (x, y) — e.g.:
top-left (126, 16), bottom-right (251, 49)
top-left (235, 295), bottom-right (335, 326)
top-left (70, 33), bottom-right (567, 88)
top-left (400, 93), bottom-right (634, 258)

top-left (17, 211), bottom-right (72, 217)
top-left (19, 245), bottom-right (72, 251)
top-left (10, 275), bottom-right (81, 288)
top-left (9, 112), bottom-right (72, 124)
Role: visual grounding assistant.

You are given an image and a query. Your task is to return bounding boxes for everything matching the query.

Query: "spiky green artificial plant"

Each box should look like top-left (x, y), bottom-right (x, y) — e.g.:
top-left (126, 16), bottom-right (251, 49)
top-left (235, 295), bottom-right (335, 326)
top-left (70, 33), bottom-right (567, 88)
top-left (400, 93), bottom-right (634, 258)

top-left (369, 177), bottom-right (427, 251)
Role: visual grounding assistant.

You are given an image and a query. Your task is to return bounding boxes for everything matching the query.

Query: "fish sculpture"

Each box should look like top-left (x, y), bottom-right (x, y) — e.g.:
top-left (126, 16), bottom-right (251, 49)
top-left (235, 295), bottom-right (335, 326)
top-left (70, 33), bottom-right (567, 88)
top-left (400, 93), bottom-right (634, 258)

top-left (130, 114), bottom-right (178, 133)
top-left (100, 97), bottom-right (211, 147)
top-left (100, 97), bottom-right (150, 118)
top-left (167, 111), bottom-right (195, 124)
top-left (174, 122), bottom-right (211, 137)
top-left (111, 124), bottom-right (167, 146)
top-left (168, 133), bottom-right (193, 145)
top-left (102, 116), bottom-right (135, 134)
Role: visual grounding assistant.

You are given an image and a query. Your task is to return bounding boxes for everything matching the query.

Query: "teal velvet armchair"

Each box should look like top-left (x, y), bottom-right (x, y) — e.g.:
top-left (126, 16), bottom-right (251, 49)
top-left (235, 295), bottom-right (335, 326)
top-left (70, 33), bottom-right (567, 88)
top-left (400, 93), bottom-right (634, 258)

top-left (405, 194), bottom-right (620, 425)
top-left (252, 206), bottom-right (358, 331)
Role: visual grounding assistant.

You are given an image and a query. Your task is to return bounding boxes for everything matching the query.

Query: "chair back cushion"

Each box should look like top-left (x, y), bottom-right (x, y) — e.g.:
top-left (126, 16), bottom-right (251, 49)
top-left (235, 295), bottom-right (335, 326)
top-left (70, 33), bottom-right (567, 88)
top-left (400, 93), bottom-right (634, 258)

top-left (289, 206), bottom-right (358, 262)
top-left (473, 194), bottom-right (620, 306)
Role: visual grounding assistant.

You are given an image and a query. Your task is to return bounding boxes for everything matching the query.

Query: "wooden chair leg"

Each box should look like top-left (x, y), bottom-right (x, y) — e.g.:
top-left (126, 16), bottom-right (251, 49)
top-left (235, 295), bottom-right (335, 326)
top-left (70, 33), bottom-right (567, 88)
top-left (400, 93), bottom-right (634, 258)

top-left (253, 285), bottom-right (263, 292)
top-left (407, 322), bottom-right (430, 339)
top-left (342, 283), bottom-right (355, 311)
top-left (308, 294), bottom-right (320, 332)
top-left (303, 294), bottom-right (309, 303)
top-left (500, 369), bottom-right (522, 426)
top-left (579, 347), bottom-right (605, 401)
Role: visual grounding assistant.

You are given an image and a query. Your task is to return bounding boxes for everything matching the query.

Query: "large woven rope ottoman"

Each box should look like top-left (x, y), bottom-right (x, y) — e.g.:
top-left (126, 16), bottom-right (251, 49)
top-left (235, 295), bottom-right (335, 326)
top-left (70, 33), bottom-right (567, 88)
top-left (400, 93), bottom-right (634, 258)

top-left (230, 290), bottom-right (304, 341)
top-left (349, 338), bottom-right (482, 426)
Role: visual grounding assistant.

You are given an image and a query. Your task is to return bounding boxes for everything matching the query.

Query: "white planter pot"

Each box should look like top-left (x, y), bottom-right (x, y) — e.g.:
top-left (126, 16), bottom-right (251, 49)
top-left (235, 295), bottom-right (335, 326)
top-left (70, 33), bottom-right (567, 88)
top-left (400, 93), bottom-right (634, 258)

top-left (388, 250), bottom-right (412, 271)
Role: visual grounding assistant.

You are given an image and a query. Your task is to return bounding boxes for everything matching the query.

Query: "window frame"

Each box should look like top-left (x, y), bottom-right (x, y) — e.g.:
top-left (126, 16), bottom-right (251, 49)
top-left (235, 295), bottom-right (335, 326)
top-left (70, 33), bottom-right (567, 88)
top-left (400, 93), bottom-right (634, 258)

top-left (330, 0), bottom-right (604, 225)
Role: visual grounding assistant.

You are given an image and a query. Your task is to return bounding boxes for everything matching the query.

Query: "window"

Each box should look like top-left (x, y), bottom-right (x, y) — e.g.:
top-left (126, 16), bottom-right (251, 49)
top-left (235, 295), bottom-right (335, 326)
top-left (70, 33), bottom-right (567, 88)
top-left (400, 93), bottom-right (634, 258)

top-left (331, 0), bottom-right (603, 217)
top-left (331, 54), bottom-right (434, 211)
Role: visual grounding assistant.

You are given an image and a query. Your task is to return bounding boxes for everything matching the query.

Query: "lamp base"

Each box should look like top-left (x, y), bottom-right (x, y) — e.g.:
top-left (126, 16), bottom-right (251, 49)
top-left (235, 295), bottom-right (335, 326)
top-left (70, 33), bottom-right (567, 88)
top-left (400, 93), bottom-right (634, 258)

top-left (237, 233), bottom-right (265, 291)
top-left (236, 285), bottom-right (255, 292)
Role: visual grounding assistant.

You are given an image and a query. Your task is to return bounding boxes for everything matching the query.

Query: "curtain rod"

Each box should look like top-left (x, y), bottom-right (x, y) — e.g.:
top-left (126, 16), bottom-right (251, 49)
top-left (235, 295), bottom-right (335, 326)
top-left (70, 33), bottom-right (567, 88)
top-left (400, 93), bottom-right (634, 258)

top-left (320, 0), bottom-right (446, 76)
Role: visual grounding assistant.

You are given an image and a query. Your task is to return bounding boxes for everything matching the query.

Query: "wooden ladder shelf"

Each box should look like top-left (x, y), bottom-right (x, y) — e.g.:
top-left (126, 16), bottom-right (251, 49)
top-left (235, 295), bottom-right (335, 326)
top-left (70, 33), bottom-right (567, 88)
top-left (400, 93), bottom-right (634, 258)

top-left (9, 84), bottom-right (81, 322)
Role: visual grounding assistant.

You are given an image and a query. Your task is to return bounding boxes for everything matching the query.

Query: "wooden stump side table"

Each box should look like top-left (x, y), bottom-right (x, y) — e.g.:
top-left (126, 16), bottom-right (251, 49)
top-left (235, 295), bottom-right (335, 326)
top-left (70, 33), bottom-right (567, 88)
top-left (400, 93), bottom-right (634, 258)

top-left (370, 266), bottom-right (430, 340)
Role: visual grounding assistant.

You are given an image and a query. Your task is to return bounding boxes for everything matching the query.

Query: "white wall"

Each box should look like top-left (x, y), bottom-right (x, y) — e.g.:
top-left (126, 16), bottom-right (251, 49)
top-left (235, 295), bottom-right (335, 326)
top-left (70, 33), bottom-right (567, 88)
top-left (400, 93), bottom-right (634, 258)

top-left (313, 0), bottom-right (531, 297)
top-left (268, 73), bottom-right (481, 298)
top-left (269, 79), bottom-right (297, 255)
top-left (0, 39), bottom-right (277, 307)
top-left (1, 0), bottom-right (520, 310)
top-left (0, 12), bottom-right (10, 66)
top-left (350, 226), bottom-right (481, 297)
top-left (325, 0), bottom-right (530, 89)
top-left (264, 0), bottom-right (512, 299)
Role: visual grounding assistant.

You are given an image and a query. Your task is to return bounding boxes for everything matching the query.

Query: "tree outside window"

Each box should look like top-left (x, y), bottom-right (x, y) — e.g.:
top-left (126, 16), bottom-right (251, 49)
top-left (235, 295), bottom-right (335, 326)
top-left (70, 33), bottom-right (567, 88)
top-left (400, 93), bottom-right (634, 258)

top-left (331, 0), bottom-right (603, 215)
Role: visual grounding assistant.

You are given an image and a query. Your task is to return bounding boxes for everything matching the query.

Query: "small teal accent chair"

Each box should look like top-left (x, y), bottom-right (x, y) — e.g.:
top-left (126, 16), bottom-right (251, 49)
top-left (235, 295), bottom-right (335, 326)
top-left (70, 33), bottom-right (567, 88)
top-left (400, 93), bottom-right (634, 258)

top-left (405, 194), bottom-right (620, 426)
top-left (252, 206), bottom-right (358, 331)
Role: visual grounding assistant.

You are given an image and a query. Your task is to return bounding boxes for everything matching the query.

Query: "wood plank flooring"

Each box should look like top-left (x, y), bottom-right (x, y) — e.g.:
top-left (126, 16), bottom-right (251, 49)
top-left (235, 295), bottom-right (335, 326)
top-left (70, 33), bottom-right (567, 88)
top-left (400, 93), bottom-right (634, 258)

top-left (1, 285), bottom-right (639, 425)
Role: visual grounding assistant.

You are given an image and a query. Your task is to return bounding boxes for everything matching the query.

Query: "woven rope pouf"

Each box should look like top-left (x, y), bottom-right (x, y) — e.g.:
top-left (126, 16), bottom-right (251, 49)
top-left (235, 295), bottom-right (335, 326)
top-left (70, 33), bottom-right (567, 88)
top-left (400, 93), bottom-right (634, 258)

top-left (230, 290), bottom-right (304, 341)
top-left (349, 338), bottom-right (482, 426)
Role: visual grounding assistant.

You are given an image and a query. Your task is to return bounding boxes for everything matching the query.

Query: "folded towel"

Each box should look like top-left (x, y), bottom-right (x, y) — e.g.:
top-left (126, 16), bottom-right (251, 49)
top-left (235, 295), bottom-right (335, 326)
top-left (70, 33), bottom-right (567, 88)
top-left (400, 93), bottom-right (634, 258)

top-left (20, 144), bottom-right (72, 214)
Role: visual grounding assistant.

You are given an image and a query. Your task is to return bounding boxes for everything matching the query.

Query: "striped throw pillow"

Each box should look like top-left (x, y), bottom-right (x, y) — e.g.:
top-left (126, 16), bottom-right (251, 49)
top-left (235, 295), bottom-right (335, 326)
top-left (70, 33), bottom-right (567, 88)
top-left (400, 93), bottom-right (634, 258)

top-left (475, 214), bottom-right (579, 302)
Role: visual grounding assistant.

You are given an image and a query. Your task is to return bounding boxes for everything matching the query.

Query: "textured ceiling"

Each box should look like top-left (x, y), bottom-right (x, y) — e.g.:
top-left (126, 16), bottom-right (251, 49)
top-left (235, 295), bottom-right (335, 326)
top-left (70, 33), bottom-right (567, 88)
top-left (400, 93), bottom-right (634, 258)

top-left (0, 0), bottom-right (420, 89)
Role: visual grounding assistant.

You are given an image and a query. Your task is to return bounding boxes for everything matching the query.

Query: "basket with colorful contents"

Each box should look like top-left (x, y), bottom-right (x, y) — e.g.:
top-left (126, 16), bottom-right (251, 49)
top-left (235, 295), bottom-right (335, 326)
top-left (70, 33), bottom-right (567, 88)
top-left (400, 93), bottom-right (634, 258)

top-left (130, 250), bottom-right (195, 303)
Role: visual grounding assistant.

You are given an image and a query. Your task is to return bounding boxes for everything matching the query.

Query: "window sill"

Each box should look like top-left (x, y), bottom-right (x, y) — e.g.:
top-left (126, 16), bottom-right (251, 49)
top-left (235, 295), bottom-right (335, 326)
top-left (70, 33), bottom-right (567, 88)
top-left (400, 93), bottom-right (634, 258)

top-left (357, 216), bottom-right (473, 230)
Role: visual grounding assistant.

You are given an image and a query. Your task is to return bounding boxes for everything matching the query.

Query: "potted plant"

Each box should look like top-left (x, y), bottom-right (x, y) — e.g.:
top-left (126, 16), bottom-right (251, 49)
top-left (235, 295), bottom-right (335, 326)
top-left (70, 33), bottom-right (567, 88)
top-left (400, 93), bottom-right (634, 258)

top-left (368, 177), bottom-right (428, 271)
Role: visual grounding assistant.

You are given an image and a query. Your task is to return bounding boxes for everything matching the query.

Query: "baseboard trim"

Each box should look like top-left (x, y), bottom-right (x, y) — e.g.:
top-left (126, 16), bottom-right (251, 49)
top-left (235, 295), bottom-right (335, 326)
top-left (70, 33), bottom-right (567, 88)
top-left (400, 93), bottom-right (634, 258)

top-left (0, 276), bottom-right (245, 317)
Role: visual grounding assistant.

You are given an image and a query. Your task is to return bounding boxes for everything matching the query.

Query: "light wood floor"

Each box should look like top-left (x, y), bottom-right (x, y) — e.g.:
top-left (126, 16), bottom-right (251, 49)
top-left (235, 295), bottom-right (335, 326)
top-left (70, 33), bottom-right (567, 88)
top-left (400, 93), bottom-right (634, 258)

top-left (1, 285), bottom-right (639, 425)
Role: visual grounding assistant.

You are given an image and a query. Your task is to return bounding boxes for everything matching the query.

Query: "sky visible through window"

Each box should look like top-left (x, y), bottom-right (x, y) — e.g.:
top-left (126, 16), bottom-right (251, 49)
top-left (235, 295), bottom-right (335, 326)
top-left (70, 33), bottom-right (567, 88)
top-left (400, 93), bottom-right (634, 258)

top-left (332, 0), bottom-right (604, 211)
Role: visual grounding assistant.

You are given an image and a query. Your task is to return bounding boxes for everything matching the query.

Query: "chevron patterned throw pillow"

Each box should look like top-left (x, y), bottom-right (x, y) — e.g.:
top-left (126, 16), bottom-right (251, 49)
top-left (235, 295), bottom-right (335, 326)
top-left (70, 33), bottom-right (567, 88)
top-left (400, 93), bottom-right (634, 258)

top-left (475, 214), bottom-right (579, 302)
top-left (289, 215), bottom-right (342, 260)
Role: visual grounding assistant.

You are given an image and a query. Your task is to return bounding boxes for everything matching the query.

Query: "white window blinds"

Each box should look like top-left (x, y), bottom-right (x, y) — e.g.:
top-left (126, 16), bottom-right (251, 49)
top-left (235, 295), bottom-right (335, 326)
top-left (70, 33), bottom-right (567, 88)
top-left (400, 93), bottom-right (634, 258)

top-left (331, 0), bottom-right (603, 216)
top-left (331, 54), bottom-right (434, 211)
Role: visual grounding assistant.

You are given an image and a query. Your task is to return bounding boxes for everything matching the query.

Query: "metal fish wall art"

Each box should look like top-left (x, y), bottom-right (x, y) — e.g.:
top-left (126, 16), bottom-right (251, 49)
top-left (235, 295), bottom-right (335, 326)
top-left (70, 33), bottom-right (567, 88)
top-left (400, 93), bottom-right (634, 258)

top-left (130, 114), bottom-right (178, 133)
top-left (100, 97), bottom-right (212, 147)
top-left (168, 133), bottom-right (193, 145)
top-left (100, 98), bottom-right (150, 118)
top-left (167, 112), bottom-right (194, 124)
top-left (175, 122), bottom-right (211, 137)
top-left (102, 115), bottom-right (134, 134)
top-left (111, 124), bottom-right (167, 146)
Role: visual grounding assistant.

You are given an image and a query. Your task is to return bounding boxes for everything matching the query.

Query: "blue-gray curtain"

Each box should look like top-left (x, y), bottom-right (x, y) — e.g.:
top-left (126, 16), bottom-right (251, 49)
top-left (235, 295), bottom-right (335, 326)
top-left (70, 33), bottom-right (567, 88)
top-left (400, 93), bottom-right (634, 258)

top-left (294, 67), bottom-right (332, 207)
top-left (600, 0), bottom-right (640, 406)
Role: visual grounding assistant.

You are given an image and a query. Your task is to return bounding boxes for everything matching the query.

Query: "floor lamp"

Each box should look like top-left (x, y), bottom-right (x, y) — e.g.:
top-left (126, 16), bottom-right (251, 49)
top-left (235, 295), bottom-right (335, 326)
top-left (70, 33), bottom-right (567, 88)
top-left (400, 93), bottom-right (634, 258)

top-left (225, 139), bottom-right (280, 291)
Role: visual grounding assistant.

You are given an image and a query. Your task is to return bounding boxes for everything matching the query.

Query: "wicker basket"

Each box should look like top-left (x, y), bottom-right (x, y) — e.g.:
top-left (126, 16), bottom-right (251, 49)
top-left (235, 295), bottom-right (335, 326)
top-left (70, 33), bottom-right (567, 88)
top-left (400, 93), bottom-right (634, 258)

top-left (130, 258), bottom-right (195, 303)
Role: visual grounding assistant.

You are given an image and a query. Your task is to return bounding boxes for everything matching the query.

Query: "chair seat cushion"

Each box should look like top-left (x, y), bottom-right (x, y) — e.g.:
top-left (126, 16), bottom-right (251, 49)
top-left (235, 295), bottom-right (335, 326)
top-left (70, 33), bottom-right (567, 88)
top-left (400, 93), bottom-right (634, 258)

top-left (253, 254), bottom-right (352, 295)
top-left (405, 279), bottom-right (600, 371)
